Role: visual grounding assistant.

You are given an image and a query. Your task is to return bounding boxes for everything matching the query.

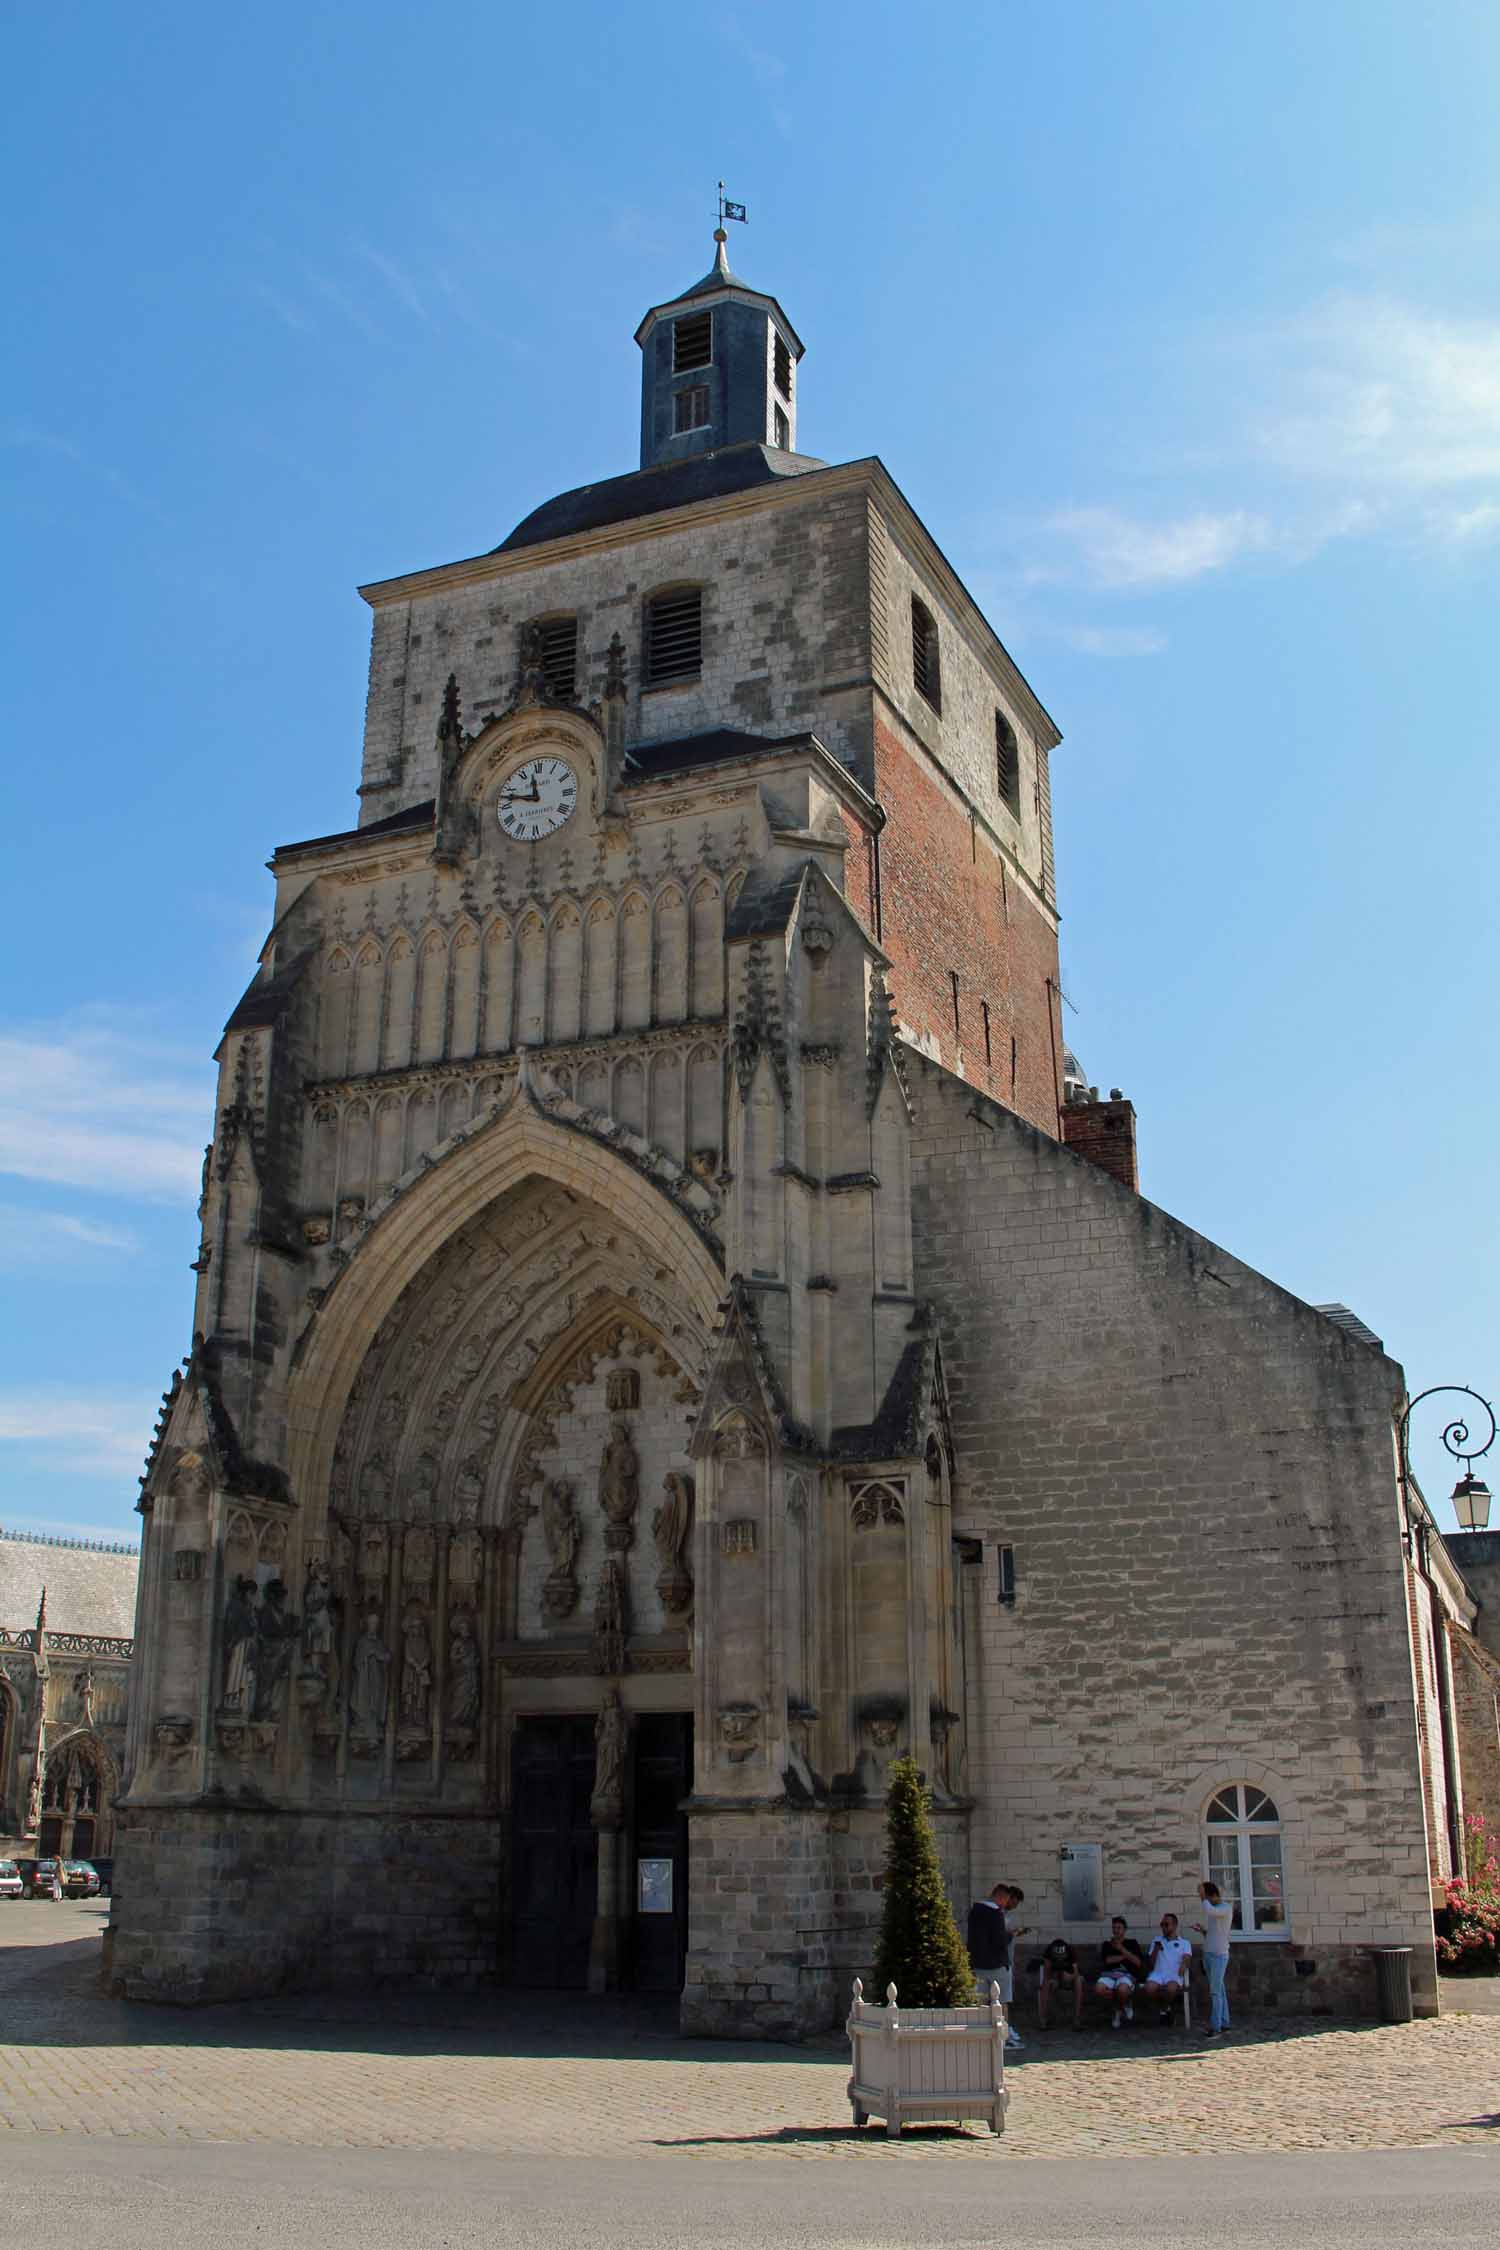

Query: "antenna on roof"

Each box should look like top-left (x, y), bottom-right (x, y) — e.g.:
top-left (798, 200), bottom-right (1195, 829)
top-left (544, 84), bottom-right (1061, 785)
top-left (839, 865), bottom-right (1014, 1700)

top-left (716, 180), bottom-right (748, 241)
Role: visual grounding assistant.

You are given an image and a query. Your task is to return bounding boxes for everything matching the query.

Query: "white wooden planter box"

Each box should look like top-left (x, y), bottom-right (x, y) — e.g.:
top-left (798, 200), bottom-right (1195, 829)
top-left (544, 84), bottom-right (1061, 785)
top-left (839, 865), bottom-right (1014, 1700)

top-left (845, 1979), bottom-right (1009, 2139)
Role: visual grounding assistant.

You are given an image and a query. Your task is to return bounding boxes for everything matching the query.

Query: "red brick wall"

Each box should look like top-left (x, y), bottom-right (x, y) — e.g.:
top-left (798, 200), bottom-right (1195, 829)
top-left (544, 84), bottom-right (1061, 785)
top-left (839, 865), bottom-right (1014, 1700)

top-left (858, 709), bottom-right (1062, 1136)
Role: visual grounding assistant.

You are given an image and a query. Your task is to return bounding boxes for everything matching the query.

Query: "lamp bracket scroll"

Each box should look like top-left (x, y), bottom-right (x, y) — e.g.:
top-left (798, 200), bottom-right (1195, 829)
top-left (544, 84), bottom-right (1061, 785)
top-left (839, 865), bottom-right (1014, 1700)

top-left (1398, 1384), bottom-right (1496, 1541)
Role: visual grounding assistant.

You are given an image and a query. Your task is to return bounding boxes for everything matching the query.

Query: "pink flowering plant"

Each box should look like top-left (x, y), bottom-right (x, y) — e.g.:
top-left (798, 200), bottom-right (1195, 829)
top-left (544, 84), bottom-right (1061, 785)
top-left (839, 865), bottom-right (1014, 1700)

top-left (1435, 1813), bottom-right (1500, 1972)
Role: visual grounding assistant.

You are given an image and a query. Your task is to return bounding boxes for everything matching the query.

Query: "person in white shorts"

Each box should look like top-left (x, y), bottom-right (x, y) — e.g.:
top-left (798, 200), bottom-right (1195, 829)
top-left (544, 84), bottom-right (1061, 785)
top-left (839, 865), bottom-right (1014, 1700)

top-left (1095, 1916), bottom-right (1145, 2027)
top-left (1141, 1912), bottom-right (1193, 2023)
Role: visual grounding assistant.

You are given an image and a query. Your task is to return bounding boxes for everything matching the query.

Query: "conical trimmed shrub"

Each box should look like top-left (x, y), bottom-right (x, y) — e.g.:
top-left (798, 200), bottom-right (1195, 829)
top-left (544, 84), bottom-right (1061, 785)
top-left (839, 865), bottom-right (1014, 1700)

top-left (872, 1754), bottom-right (974, 2007)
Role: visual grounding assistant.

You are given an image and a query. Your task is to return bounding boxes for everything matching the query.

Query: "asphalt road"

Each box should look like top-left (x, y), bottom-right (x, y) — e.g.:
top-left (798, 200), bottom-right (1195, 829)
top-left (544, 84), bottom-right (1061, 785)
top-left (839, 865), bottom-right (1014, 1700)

top-left (0, 2138), bottom-right (1495, 2248)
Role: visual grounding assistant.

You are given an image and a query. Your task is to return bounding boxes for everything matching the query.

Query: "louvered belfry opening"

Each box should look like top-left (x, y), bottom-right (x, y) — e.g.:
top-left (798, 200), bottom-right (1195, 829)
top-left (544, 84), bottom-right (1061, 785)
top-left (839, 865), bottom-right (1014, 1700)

top-left (645, 588), bottom-right (703, 684)
top-left (911, 595), bottom-right (941, 713)
top-left (773, 332), bottom-right (792, 399)
top-left (537, 615), bottom-right (578, 702)
top-left (995, 709), bottom-right (1020, 813)
top-left (673, 311), bottom-right (712, 372)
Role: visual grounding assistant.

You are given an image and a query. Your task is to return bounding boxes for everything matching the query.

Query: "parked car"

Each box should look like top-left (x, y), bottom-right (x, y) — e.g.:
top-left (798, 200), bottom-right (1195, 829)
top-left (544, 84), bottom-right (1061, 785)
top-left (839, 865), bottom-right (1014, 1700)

top-left (90, 1856), bottom-right (114, 1898)
top-left (0, 1860), bottom-right (22, 1900)
top-left (62, 1860), bottom-right (100, 1898)
top-left (21, 1858), bottom-right (65, 1899)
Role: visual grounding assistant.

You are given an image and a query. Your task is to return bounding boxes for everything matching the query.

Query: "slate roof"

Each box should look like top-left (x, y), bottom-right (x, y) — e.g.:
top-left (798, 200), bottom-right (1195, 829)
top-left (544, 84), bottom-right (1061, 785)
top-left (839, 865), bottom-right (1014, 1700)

top-left (0, 1533), bottom-right (139, 1639)
top-left (1314, 1302), bottom-right (1386, 1352)
top-left (632, 238), bottom-right (806, 355)
top-left (623, 726), bottom-right (811, 780)
top-left (494, 442), bottom-right (828, 554)
top-left (275, 798), bottom-right (436, 859)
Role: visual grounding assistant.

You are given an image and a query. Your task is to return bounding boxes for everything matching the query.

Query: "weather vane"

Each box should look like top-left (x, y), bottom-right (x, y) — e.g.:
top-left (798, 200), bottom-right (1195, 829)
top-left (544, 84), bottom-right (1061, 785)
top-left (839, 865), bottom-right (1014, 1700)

top-left (716, 181), bottom-right (747, 236)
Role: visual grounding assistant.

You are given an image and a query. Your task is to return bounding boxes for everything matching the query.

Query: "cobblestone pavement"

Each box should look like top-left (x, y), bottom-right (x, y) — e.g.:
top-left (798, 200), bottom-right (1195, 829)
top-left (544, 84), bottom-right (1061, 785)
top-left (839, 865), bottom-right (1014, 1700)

top-left (1, 1906), bottom-right (1497, 2160)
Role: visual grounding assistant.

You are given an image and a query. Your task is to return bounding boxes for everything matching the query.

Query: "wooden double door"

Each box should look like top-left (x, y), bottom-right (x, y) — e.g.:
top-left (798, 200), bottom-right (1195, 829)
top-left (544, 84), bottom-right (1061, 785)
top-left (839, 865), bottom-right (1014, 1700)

top-left (509, 1711), bottom-right (691, 1993)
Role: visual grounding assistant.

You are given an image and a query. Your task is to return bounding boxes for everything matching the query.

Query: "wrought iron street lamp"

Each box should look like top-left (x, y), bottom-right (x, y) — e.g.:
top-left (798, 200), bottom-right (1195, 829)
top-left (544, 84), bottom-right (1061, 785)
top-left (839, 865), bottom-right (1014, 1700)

top-left (1397, 1385), bottom-right (1496, 1534)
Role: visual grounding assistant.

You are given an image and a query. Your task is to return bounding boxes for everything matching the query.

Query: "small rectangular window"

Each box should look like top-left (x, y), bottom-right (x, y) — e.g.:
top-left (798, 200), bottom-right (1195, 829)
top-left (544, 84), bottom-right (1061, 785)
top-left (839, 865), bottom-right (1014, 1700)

top-left (997, 1544), bottom-right (1016, 1606)
top-left (949, 970), bottom-right (961, 1041)
top-left (773, 333), bottom-right (792, 397)
top-left (645, 588), bottom-right (703, 685)
top-left (673, 311), bottom-right (712, 371)
top-left (536, 616), bottom-right (578, 703)
top-left (981, 1000), bottom-right (992, 1066)
top-left (673, 385), bottom-right (710, 434)
top-left (773, 403), bottom-right (790, 450)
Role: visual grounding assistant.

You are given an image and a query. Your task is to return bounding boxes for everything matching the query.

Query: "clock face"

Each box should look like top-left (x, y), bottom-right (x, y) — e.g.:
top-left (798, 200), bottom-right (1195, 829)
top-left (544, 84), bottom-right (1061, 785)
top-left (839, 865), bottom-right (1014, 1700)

top-left (496, 756), bottom-right (578, 841)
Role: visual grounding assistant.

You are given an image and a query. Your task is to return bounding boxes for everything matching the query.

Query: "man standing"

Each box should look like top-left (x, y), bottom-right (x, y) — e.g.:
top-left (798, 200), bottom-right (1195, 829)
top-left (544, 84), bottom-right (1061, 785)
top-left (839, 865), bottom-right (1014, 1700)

top-left (966, 1881), bottom-right (1028, 2051)
top-left (1141, 1911), bottom-right (1193, 2024)
top-left (1192, 1880), bottom-right (1235, 2035)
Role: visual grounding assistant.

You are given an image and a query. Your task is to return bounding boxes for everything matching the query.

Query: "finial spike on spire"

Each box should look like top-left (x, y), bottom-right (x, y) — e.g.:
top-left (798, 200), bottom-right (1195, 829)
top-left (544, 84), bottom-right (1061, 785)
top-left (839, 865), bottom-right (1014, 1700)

top-left (437, 671), bottom-right (463, 748)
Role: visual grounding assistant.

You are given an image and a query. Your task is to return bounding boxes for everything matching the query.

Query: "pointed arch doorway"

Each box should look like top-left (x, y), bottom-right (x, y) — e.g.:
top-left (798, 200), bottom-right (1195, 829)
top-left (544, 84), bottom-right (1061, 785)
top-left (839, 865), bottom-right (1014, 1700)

top-left (507, 1707), bottom-right (691, 1995)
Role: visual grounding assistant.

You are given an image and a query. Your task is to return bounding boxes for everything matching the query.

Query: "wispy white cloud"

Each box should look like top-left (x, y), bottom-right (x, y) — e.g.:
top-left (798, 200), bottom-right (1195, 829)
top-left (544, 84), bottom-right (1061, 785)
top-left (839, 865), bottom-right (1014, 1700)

top-left (1037, 507), bottom-right (1273, 592)
top-left (0, 1205), bottom-right (140, 1270)
top-left (247, 280), bottom-right (314, 335)
top-left (1254, 295), bottom-right (1500, 495)
top-left (1436, 499), bottom-right (1500, 545)
top-left (721, 22), bottom-right (793, 137)
top-left (0, 1389), bottom-right (152, 1478)
top-left (356, 242), bottom-right (428, 323)
top-left (0, 1013), bottom-right (210, 1202)
top-left (1057, 624), bottom-right (1170, 657)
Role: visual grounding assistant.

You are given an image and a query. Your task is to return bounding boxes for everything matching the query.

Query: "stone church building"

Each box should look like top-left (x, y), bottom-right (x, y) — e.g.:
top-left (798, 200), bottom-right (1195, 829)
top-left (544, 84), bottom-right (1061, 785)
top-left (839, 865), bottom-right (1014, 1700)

top-left (115, 234), bottom-right (1448, 2027)
top-left (1, 1529), bottom-right (138, 1860)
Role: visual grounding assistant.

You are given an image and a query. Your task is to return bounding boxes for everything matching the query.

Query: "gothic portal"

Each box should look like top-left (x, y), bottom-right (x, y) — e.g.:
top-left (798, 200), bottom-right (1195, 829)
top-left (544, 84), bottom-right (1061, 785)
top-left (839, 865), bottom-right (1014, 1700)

top-left (117, 234), bottom-right (1445, 2027)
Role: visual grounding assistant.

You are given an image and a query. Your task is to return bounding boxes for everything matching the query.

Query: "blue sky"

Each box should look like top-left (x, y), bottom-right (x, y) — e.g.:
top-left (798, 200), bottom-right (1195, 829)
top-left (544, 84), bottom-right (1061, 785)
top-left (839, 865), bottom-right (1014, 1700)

top-left (3, 2), bottom-right (1498, 1540)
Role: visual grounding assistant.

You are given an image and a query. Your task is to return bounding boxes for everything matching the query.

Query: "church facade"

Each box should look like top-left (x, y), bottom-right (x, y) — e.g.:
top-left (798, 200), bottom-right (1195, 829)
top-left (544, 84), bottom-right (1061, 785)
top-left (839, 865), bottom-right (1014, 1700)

top-left (115, 238), bottom-right (1444, 2027)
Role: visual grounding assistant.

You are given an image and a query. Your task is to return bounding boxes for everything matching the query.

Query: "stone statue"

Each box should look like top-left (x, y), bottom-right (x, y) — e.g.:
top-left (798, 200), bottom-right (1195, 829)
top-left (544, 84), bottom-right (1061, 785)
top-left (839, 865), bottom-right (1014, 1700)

top-left (78, 1668), bottom-right (96, 1728)
top-left (299, 1559), bottom-right (339, 1702)
top-left (652, 1472), bottom-right (694, 1615)
top-left (349, 1609), bottom-right (391, 1739)
top-left (543, 1478), bottom-right (582, 1573)
top-left (541, 1477), bottom-right (582, 1620)
top-left (455, 1452), bottom-right (486, 1523)
top-left (251, 1579), bottom-right (299, 1721)
top-left (591, 1558), bottom-right (627, 1678)
top-left (221, 1574), bottom-right (259, 1710)
top-left (598, 1419), bottom-right (640, 1551)
top-left (590, 1688), bottom-right (626, 1827)
top-left (445, 1611), bottom-right (481, 1736)
top-left (400, 1609), bottom-right (432, 1728)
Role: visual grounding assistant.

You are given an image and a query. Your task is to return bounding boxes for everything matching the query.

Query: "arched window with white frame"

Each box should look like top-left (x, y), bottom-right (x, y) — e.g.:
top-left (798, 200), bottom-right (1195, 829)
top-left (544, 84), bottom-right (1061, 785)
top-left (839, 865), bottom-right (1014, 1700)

top-left (1202, 1783), bottom-right (1286, 1936)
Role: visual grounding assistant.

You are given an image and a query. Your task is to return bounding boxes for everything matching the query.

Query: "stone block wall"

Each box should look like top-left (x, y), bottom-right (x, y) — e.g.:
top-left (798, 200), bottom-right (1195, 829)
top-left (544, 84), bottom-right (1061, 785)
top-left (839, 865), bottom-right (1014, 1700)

top-left (109, 1806), bottom-right (501, 2003)
top-left (681, 1799), bottom-right (973, 2037)
top-left (358, 480), bottom-right (874, 816)
top-left (1450, 1627), bottom-right (1500, 1838)
top-left (908, 1057), bottom-right (1441, 2015)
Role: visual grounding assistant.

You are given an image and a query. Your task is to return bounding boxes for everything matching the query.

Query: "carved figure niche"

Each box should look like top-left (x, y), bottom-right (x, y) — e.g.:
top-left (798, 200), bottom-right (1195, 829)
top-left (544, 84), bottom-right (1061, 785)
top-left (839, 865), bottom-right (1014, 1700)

top-left (848, 1480), bottom-right (910, 1790)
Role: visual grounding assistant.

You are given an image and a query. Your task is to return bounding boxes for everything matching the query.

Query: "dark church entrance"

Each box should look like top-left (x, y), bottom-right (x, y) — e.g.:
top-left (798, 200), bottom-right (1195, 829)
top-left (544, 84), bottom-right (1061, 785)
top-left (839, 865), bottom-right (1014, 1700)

top-left (507, 1711), bottom-right (691, 1994)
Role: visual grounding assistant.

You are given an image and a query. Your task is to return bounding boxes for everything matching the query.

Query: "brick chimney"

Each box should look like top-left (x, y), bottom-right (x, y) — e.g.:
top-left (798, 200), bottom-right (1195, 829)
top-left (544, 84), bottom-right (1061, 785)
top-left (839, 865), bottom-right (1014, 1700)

top-left (1061, 1086), bottom-right (1138, 1193)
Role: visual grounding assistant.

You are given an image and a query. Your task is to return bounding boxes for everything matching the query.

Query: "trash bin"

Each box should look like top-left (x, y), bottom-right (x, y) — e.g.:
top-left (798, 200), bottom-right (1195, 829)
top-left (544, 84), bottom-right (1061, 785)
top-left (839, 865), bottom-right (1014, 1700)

top-left (1372, 1947), bottom-right (1414, 2023)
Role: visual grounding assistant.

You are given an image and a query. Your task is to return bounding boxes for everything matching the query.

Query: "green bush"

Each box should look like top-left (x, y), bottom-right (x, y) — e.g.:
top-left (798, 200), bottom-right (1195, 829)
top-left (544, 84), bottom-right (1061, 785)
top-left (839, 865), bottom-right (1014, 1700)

top-left (872, 1754), bottom-right (974, 2008)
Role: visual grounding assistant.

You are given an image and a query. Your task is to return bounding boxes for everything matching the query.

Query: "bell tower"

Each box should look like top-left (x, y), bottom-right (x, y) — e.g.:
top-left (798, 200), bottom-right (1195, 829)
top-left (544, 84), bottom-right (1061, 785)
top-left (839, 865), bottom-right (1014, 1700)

top-left (634, 230), bottom-right (804, 469)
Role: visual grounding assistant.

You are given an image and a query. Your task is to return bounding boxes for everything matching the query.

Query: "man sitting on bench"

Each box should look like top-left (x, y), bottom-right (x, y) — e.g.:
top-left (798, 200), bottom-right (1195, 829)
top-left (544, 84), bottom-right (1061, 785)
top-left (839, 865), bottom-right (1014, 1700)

top-left (1141, 1912), bottom-right (1192, 2024)
top-left (1037, 1936), bottom-right (1084, 2030)
top-left (1095, 1916), bottom-right (1145, 2028)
